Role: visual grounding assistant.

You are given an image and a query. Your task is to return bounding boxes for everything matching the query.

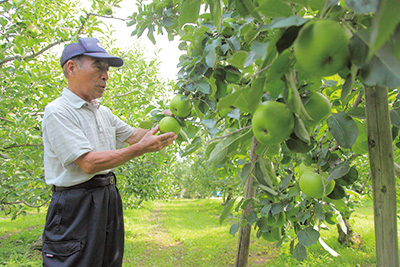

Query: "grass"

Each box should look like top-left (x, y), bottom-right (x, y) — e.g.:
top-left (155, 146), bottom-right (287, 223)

top-left (0, 211), bottom-right (45, 266)
top-left (0, 199), bottom-right (387, 266)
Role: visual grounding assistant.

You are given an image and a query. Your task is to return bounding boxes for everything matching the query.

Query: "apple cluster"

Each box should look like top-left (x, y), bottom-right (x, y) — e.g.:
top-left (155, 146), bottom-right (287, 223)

top-left (252, 92), bottom-right (331, 153)
top-left (158, 94), bottom-right (192, 135)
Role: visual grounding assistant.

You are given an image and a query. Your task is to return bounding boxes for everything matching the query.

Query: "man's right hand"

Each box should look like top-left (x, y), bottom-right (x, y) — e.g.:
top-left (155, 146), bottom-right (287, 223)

top-left (137, 125), bottom-right (177, 153)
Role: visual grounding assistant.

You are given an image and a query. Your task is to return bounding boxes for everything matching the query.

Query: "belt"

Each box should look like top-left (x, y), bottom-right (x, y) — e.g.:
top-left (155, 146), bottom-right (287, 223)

top-left (52, 172), bottom-right (116, 192)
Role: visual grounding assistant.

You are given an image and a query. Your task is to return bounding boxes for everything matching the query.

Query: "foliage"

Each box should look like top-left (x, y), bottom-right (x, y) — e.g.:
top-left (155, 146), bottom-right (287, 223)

top-left (129, 0), bottom-right (400, 261)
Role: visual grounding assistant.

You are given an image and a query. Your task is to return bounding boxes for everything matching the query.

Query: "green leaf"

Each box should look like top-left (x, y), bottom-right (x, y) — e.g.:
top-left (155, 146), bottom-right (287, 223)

top-left (257, 0), bottom-right (293, 18)
top-left (179, 0), bottom-right (202, 27)
top-left (293, 115), bottom-right (310, 144)
top-left (346, 107), bottom-right (366, 119)
top-left (365, 43), bottom-right (400, 88)
top-left (228, 50), bottom-right (248, 69)
top-left (208, 130), bottom-right (250, 164)
top-left (345, 0), bottom-right (379, 14)
top-left (248, 76), bottom-right (265, 114)
top-left (227, 108), bottom-right (240, 120)
top-left (341, 74), bottom-right (352, 103)
top-left (255, 158), bottom-right (273, 187)
top-left (327, 112), bottom-right (358, 148)
top-left (181, 137), bottom-right (203, 157)
top-left (229, 222), bottom-right (240, 236)
top-left (262, 16), bottom-right (308, 30)
top-left (197, 79), bottom-right (212, 94)
top-left (315, 202), bottom-right (325, 221)
top-left (217, 87), bottom-right (249, 112)
top-left (209, 0), bottom-right (223, 32)
top-left (297, 227), bottom-right (320, 247)
top-left (256, 216), bottom-right (268, 232)
top-left (265, 50), bottom-right (293, 84)
top-left (369, 0), bottom-right (400, 60)
top-left (390, 108), bottom-right (400, 127)
top-left (350, 29), bottom-right (400, 88)
top-left (260, 203), bottom-right (272, 217)
top-left (241, 163), bottom-right (252, 181)
top-left (220, 198), bottom-right (236, 224)
top-left (245, 211), bottom-right (258, 225)
top-left (139, 121), bottom-right (153, 129)
top-left (327, 162), bottom-right (351, 182)
top-left (349, 31), bottom-right (369, 68)
top-left (293, 243), bottom-right (307, 261)
top-left (205, 39), bottom-right (221, 68)
top-left (285, 70), bottom-right (312, 122)
top-left (251, 41), bottom-right (269, 60)
top-left (258, 184), bottom-right (279, 196)
top-left (147, 26), bottom-right (156, 45)
top-left (236, 0), bottom-right (263, 22)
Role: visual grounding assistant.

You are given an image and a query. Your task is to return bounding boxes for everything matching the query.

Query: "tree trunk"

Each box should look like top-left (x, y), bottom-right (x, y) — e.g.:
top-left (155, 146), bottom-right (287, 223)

top-left (364, 85), bottom-right (399, 266)
top-left (336, 216), bottom-right (364, 248)
top-left (235, 137), bottom-right (259, 267)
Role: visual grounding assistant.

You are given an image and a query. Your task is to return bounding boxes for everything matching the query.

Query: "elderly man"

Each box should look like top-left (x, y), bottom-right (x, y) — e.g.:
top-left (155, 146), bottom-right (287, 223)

top-left (41, 37), bottom-right (177, 266)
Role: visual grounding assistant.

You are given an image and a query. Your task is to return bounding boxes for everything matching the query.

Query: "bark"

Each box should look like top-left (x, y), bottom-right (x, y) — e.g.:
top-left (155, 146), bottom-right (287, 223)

top-left (364, 85), bottom-right (399, 267)
top-left (235, 137), bottom-right (259, 267)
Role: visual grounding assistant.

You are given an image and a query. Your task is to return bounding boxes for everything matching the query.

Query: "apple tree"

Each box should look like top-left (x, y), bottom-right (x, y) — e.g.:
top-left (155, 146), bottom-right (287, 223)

top-left (128, 0), bottom-right (400, 265)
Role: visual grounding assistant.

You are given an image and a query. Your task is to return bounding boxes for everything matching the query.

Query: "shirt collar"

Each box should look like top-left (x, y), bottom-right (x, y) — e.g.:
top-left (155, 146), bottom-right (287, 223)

top-left (62, 88), bottom-right (101, 110)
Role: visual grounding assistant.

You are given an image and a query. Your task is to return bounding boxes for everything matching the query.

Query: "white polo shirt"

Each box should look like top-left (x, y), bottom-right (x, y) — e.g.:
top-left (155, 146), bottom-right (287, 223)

top-left (42, 88), bottom-right (135, 187)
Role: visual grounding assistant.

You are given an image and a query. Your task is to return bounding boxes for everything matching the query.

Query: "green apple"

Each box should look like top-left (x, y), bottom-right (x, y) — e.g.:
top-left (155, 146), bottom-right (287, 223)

top-left (294, 19), bottom-right (352, 77)
top-left (26, 24), bottom-right (39, 37)
top-left (298, 171), bottom-right (335, 198)
top-left (302, 92), bottom-right (331, 132)
top-left (103, 4), bottom-right (113, 15)
top-left (159, 117), bottom-right (180, 135)
top-left (169, 94), bottom-right (192, 118)
top-left (252, 101), bottom-right (295, 145)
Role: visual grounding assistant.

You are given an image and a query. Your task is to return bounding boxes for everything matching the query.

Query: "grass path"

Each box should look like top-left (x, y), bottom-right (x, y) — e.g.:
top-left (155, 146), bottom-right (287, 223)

top-left (123, 199), bottom-right (277, 266)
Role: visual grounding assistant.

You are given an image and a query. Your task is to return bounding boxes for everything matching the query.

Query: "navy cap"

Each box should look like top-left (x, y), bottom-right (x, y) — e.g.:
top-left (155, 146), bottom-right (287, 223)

top-left (60, 37), bottom-right (123, 67)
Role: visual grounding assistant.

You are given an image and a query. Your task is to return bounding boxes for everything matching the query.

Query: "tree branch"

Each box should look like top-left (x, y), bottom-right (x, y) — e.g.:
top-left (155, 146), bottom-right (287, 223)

top-left (87, 12), bottom-right (131, 22)
top-left (1, 143), bottom-right (43, 151)
top-left (0, 40), bottom-right (66, 67)
top-left (0, 117), bottom-right (13, 123)
top-left (1, 197), bottom-right (50, 208)
top-left (353, 91), bottom-right (364, 108)
top-left (208, 126), bottom-right (252, 143)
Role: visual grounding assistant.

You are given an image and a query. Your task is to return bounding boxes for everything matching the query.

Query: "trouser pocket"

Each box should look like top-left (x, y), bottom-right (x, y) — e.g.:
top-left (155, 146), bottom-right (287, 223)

top-left (42, 240), bottom-right (82, 266)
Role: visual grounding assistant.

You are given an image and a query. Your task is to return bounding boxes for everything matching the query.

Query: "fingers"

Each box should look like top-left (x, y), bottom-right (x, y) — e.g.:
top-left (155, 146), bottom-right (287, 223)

top-left (148, 125), bottom-right (159, 135)
top-left (161, 109), bottom-right (173, 116)
top-left (159, 132), bottom-right (178, 147)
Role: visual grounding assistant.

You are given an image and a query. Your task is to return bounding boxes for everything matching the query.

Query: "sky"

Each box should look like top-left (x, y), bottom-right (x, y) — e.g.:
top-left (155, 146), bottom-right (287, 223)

top-left (110, 1), bottom-right (183, 81)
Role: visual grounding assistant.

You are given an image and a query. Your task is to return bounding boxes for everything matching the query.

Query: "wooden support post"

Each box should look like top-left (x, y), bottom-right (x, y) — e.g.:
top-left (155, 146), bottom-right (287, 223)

top-left (364, 85), bottom-right (399, 267)
top-left (235, 137), bottom-right (259, 267)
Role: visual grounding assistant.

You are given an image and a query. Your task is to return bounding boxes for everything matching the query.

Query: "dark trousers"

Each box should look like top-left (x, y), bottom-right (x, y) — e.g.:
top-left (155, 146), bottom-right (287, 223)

top-left (42, 177), bottom-right (124, 267)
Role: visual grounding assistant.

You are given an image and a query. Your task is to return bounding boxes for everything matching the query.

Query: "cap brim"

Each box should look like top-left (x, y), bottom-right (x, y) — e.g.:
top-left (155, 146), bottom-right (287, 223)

top-left (83, 52), bottom-right (124, 67)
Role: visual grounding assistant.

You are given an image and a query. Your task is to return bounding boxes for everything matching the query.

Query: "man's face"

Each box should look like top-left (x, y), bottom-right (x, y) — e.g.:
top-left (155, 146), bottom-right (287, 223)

top-left (73, 56), bottom-right (110, 102)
